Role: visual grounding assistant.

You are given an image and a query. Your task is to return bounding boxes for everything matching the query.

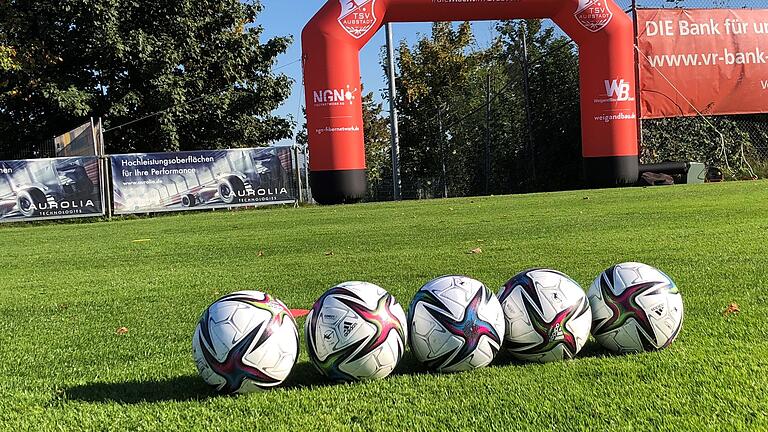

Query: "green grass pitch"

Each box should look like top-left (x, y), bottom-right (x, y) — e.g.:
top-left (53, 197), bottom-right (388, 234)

top-left (1, 181), bottom-right (767, 431)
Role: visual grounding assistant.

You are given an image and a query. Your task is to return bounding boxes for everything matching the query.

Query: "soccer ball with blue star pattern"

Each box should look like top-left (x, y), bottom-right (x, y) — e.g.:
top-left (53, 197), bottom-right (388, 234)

top-left (408, 275), bottom-right (505, 373)
top-left (498, 269), bottom-right (592, 363)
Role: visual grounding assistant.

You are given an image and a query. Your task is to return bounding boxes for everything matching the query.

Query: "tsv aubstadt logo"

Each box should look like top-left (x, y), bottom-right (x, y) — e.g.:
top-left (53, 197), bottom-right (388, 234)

top-left (575, 0), bottom-right (613, 33)
top-left (338, 0), bottom-right (377, 39)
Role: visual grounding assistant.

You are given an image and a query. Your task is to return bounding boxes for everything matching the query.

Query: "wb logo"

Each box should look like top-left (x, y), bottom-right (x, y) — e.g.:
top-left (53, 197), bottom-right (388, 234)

top-left (604, 79), bottom-right (631, 101)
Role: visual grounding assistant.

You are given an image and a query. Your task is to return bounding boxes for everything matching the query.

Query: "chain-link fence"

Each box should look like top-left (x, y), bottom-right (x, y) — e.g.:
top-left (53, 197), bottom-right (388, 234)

top-left (365, 0), bottom-right (768, 201)
top-left (365, 19), bottom-right (587, 202)
top-left (1, 138), bottom-right (56, 160)
top-left (735, 116), bottom-right (768, 161)
top-left (4, 0), bottom-right (765, 199)
top-left (631, 0), bottom-right (768, 179)
top-left (3, 120), bottom-right (101, 160)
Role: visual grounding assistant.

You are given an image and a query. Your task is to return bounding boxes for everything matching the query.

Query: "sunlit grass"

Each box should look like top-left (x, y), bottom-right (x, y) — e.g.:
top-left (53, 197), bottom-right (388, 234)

top-left (1, 181), bottom-right (767, 430)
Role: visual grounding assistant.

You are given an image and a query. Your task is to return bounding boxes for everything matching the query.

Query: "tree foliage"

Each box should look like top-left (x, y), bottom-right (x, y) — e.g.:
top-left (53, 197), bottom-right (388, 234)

top-left (0, 46), bottom-right (19, 72)
top-left (494, 20), bottom-right (581, 193)
top-left (0, 0), bottom-right (293, 157)
top-left (641, 117), bottom-right (759, 178)
top-left (391, 20), bottom-right (581, 198)
top-left (394, 22), bottom-right (487, 198)
top-left (385, 19), bottom-right (763, 199)
top-left (361, 90), bottom-right (392, 200)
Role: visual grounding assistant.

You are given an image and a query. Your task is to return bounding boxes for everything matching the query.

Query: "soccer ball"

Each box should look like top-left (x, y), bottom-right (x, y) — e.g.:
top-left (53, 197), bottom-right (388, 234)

top-left (408, 275), bottom-right (505, 372)
top-left (497, 269), bottom-right (592, 363)
top-left (305, 281), bottom-right (407, 381)
top-left (588, 262), bottom-right (684, 354)
top-left (192, 291), bottom-right (299, 394)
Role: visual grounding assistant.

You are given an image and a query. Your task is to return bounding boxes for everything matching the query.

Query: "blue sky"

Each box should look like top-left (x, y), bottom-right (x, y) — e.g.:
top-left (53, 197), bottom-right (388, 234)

top-left (257, 0), bottom-right (500, 145)
top-left (256, 0), bottom-right (746, 145)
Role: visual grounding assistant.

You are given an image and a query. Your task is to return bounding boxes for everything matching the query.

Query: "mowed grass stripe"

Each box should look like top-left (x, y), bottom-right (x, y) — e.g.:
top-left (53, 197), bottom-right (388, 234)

top-left (1, 181), bottom-right (767, 431)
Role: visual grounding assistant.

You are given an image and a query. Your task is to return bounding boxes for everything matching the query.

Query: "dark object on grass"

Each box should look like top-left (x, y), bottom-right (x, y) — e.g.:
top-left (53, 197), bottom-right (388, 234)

top-left (638, 161), bottom-right (706, 185)
top-left (706, 167), bottom-right (724, 182)
top-left (639, 162), bottom-right (688, 175)
top-left (640, 172), bottom-right (675, 186)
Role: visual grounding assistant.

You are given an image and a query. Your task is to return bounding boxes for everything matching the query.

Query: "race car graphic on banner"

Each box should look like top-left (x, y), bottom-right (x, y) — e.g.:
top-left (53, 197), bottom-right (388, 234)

top-left (0, 157), bottom-right (105, 222)
top-left (110, 147), bottom-right (295, 214)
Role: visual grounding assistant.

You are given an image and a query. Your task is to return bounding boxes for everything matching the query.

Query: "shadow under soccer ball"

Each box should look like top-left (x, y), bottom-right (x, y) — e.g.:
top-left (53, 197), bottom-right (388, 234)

top-left (280, 362), bottom-right (341, 389)
top-left (571, 339), bottom-right (629, 359)
top-left (64, 375), bottom-right (216, 404)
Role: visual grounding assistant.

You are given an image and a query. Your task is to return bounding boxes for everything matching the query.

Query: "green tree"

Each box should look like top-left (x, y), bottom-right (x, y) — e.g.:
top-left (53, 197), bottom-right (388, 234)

top-left (394, 22), bottom-right (486, 198)
top-left (495, 20), bottom-right (582, 193)
top-left (391, 20), bottom-right (581, 198)
top-left (0, 46), bottom-right (19, 72)
top-left (361, 91), bottom-right (392, 200)
top-left (0, 0), bottom-right (293, 157)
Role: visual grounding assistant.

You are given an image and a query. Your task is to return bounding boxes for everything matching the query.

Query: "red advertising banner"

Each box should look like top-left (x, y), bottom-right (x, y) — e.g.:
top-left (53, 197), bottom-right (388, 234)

top-left (637, 8), bottom-right (768, 119)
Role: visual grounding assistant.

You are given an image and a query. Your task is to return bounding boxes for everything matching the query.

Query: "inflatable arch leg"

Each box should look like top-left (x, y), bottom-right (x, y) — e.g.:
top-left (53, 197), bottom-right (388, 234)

top-left (303, 0), bottom-right (639, 204)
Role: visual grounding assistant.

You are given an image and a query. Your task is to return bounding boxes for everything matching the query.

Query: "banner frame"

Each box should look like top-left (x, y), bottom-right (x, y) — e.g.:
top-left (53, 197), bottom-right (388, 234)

top-left (111, 198), bottom-right (298, 216)
top-left (109, 147), bottom-right (298, 216)
top-left (0, 155), bottom-right (107, 223)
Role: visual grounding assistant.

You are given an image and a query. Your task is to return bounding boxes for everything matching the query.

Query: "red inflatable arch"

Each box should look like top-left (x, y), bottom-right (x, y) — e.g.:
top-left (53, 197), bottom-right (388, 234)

top-left (303, 0), bottom-right (638, 204)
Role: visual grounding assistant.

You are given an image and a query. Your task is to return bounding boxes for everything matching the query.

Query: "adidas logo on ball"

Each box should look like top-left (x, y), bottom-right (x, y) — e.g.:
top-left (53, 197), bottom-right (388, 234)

top-left (549, 323), bottom-right (565, 342)
top-left (342, 320), bottom-right (357, 337)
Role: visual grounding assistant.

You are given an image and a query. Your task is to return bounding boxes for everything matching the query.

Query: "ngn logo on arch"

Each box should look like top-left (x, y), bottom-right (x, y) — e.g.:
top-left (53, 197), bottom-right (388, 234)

top-left (313, 85), bottom-right (359, 107)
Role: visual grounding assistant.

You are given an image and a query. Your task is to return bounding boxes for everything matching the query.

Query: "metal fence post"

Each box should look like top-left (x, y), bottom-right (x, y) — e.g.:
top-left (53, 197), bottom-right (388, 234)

top-left (632, 0), bottom-right (644, 161)
top-left (294, 144), bottom-right (304, 204)
top-left (98, 118), bottom-right (113, 219)
top-left (521, 20), bottom-right (537, 185)
top-left (386, 23), bottom-right (402, 201)
top-left (438, 105), bottom-right (448, 199)
top-left (485, 73), bottom-right (492, 195)
top-left (303, 144), bottom-right (312, 203)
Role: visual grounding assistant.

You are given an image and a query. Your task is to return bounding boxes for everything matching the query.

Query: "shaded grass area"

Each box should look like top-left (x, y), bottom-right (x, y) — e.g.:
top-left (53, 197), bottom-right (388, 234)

top-left (1, 181), bottom-right (767, 431)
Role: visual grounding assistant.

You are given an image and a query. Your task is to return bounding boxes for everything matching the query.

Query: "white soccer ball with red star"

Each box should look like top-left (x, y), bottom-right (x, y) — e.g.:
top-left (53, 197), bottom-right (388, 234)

top-left (588, 262), bottom-right (684, 353)
top-left (305, 281), bottom-right (408, 381)
top-left (192, 291), bottom-right (299, 394)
